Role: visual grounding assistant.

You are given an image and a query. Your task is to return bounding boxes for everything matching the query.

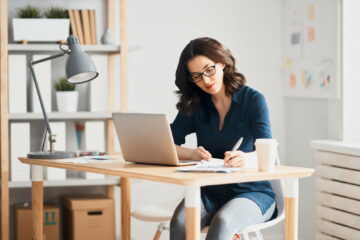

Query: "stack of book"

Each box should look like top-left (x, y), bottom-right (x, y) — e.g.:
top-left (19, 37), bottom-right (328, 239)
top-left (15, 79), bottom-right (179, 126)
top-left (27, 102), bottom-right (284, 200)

top-left (68, 9), bottom-right (97, 45)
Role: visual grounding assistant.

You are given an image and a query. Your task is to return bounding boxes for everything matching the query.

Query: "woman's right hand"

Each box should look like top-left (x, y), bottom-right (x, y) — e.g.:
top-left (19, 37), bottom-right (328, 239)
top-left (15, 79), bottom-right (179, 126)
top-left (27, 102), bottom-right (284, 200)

top-left (190, 146), bottom-right (212, 161)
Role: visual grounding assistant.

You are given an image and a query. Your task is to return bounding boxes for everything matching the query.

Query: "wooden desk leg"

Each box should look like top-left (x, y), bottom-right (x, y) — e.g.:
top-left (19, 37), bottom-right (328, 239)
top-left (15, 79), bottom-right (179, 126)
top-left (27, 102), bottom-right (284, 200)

top-left (185, 185), bottom-right (200, 240)
top-left (284, 178), bottom-right (299, 240)
top-left (31, 165), bottom-right (44, 240)
top-left (121, 177), bottom-right (131, 240)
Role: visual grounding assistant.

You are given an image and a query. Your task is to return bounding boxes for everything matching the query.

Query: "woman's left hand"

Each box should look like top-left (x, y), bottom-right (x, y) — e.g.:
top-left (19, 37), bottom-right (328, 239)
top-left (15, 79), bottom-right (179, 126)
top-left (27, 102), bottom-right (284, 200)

top-left (224, 151), bottom-right (245, 167)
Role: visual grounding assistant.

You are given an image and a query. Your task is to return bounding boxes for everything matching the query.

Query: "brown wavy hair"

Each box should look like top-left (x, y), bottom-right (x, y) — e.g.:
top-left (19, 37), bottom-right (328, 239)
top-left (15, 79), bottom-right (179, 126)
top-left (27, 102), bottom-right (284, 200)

top-left (175, 37), bottom-right (246, 115)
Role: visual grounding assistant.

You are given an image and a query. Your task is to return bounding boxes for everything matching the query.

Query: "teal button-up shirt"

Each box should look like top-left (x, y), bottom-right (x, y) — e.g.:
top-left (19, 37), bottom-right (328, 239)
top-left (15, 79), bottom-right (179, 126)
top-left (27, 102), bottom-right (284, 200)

top-left (170, 86), bottom-right (276, 215)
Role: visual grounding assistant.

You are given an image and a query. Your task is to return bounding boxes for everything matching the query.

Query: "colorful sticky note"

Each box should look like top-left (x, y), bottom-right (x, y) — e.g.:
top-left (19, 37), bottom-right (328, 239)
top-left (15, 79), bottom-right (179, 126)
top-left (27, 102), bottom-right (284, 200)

top-left (282, 59), bottom-right (293, 70)
top-left (289, 73), bottom-right (297, 88)
top-left (308, 5), bottom-right (315, 20)
top-left (301, 70), bottom-right (312, 88)
top-left (320, 75), bottom-right (331, 88)
top-left (308, 26), bottom-right (315, 42)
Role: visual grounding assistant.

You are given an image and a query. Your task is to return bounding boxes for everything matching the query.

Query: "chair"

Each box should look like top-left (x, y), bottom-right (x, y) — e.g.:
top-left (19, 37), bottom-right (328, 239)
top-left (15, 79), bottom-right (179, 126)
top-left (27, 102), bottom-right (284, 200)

top-left (201, 178), bottom-right (285, 240)
top-left (131, 194), bottom-right (183, 240)
top-left (201, 155), bottom-right (285, 240)
top-left (132, 157), bottom-right (284, 240)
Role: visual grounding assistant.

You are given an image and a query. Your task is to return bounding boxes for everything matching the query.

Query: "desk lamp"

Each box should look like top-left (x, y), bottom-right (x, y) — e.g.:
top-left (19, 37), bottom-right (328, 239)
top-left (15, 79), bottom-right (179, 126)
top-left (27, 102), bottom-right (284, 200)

top-left (27, 35), bottom-right (99, 159)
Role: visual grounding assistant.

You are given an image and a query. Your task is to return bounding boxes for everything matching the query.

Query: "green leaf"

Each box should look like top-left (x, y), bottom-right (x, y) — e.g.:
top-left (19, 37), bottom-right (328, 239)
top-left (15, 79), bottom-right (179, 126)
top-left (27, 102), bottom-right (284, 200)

top-left (54, 77), bottom-right (75, 91)
top-left (17, 5), bottom-right (42, 18)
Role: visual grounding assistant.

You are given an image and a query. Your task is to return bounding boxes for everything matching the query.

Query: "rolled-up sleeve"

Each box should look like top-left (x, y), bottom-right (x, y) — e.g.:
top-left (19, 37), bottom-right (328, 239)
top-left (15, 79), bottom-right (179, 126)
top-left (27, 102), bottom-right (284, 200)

top-left (170, 112), bottom-right (195, 145)
top-left (250, 92), bottom-right (272, 139)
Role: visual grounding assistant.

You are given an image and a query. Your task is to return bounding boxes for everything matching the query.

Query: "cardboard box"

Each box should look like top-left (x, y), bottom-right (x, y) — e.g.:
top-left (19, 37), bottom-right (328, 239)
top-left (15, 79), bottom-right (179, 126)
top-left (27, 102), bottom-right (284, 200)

top-left (15, 203), bottom-right (60, 240)
top-left (64, 196), bottom-right (115, 240)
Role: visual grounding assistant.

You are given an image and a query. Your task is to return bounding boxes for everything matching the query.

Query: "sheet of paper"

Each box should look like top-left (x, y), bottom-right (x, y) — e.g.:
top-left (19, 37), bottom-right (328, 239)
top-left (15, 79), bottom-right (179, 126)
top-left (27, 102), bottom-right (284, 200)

top-left (177, 152), bottom-right (258, 173)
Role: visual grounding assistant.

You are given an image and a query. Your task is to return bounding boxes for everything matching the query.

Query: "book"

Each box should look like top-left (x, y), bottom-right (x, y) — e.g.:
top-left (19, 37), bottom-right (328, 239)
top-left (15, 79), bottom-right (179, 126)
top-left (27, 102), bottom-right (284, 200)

top-left (32, 55), bottom-right (51, 113)
top-left (89, 55), bottom-right (108, 111)
top-left (73, 9), bottom-right (84, 44)
top-left (81, 9), bottom-right (91, 44)
top-left (89, 9), bottom-right (97, 44)
top-left (10, 123), bottom-right (30, 181)
top-left (68, 9), bottom-right (78, 38)
top-left (8, 54), bottom-right (27, 113)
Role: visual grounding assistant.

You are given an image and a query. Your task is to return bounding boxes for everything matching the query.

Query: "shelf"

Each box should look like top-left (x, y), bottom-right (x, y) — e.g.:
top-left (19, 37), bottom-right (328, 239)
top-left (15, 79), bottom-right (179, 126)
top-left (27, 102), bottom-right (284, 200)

top-left (8, 112), bottom-right (112, 120)
top-left (9, 177), bottom-right (120, 188)
top-left (8, 44), bottom-right (140, 53)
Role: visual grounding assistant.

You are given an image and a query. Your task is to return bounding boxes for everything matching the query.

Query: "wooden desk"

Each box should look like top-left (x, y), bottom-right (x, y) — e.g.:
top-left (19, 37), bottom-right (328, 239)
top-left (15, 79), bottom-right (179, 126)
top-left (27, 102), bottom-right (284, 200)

top-left (19, 158), bottom-right (314, 240)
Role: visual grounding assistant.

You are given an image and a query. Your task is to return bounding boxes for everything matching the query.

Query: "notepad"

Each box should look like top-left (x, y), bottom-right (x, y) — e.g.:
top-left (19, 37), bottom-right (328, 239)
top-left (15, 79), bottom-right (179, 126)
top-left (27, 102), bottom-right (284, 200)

top-left (176, 152), bottom-right (258, 173)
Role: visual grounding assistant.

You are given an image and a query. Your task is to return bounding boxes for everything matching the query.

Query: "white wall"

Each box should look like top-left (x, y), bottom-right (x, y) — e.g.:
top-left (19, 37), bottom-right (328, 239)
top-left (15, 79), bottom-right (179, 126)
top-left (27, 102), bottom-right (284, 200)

top-left (8, 0), bottom-right (286, 239)
top-left (127, 0), bottom-right (284, 239)
top-left (285, 98), bottom-right (328, 240)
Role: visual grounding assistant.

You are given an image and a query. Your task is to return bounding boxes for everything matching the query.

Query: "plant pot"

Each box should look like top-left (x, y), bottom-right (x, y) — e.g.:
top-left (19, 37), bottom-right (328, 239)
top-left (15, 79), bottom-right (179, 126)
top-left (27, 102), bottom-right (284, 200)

top-left (56, 91), bottom-right (79, 112)
top-left (12, 18), bottom-right (70, 42)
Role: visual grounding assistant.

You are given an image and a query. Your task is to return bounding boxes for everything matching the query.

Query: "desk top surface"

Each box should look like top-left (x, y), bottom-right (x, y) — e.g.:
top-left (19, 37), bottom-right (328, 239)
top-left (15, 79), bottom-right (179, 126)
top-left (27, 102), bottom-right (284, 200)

top-left (19, 158), bottom-right (314, 186)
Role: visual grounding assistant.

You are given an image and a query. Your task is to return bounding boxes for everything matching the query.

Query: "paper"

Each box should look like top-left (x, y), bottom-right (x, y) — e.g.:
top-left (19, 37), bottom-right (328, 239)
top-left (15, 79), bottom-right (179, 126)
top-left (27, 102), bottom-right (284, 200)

top-left (307, 26), bottom-right (315, 42)
top-left (317, 58), bottom-right (334, 90)
top-left (289, 73), bottom-right (297, 88)
top-left (301, 70), bottom-right (312, 88)
top-left (177, 152), bottom-right (258, 173)
top-left (307, 5), bottom-right (315, 21)
top-left (54, 156), bottom-right (123, 164)
top-left (284, 2), bottom-right (304, 60)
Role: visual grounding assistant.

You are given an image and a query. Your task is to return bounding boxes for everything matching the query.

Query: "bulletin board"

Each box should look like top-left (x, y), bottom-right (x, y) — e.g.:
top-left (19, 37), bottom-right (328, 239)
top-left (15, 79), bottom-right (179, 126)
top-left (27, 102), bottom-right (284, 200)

top-left (283, 0), bottom-right (340, 99)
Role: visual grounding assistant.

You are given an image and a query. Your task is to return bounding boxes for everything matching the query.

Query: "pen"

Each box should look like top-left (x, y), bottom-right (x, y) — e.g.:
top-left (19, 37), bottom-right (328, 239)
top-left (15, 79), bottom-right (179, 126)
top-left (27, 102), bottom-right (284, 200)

top-left (232, 137), bottom-right (244, 151)
top-left (225, 137), bottom-right (243, 167)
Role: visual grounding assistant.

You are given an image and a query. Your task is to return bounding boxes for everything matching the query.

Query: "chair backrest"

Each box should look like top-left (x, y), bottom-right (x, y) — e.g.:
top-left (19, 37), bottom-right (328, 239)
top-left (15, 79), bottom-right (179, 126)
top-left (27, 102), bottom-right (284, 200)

top-left (239, 150), bottom-right (285, 233)
top-left (269, 178), bottom-right (285, 217)
top-left (269, 151), bottom-right (285, 217)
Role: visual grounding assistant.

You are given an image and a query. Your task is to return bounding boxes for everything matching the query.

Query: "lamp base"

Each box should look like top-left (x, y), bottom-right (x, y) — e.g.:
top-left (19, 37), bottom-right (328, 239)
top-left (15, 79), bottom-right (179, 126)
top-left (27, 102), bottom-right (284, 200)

top-left (27, 151), bottom-right (76, 159)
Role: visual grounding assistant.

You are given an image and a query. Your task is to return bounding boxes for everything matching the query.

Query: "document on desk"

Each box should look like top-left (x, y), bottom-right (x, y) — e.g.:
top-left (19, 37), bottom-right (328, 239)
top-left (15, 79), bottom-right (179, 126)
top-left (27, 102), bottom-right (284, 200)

top-left (53, 156), bottom-right (124, 164)
top-left (177, 152), bottom-right (258, 173)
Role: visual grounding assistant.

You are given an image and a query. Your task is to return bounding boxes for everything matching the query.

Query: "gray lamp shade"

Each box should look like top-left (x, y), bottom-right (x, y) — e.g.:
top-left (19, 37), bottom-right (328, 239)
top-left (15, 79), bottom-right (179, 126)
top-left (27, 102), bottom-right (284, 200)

top-left (66, 35), bottom-right (99, 84)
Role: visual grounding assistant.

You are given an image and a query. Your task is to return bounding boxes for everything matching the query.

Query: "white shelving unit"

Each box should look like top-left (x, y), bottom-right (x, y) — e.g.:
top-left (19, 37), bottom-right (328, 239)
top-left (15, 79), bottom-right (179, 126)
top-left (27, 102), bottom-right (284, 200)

top-left (9, 112), bottom-right (112, 120)
top-left (9, 177), bottom-right (120, 188)
top-left (8, 43), bottom-right (140, 53)
top-left (0, 0), bottom-right (129, 239)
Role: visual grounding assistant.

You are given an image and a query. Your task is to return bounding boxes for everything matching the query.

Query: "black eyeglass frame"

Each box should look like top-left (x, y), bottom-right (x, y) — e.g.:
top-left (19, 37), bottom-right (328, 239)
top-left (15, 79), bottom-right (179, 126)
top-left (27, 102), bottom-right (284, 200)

top-left (189, 64), bottom-right (217, 83)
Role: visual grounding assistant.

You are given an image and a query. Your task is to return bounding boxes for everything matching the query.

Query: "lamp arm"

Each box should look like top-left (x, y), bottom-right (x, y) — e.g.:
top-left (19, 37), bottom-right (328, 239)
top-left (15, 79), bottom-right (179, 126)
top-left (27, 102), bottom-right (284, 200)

top-left (31, 52), bottom-right (66, 65)
top-left (29, 52), bottom-right (67, 152)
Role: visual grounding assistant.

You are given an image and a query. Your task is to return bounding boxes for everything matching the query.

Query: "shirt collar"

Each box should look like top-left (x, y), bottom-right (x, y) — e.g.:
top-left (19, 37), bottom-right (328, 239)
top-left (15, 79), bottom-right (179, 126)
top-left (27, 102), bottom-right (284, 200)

top-left (231, 88), bottom-right (243, 105)
top-left (204, 87), bottom-right (243, 107)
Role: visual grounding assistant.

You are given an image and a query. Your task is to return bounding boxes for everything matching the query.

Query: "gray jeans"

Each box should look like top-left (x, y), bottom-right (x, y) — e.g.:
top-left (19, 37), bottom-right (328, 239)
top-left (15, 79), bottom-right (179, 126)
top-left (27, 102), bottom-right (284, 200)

top-left (170, 197), bottom-right (276, 240)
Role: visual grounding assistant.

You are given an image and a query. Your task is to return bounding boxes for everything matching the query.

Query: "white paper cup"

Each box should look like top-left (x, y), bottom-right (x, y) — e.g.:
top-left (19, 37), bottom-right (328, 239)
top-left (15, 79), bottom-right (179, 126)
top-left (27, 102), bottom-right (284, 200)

top-left (255, 139), bottom-right (278, 172)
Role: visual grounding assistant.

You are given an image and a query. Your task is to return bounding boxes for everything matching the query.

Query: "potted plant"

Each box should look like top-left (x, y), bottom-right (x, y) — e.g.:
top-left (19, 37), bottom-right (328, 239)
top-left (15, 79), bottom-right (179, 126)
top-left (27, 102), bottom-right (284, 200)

top-left (55, 77), bottom-right (78, 112)
top-left (12, 5), bottom-right (70, 42)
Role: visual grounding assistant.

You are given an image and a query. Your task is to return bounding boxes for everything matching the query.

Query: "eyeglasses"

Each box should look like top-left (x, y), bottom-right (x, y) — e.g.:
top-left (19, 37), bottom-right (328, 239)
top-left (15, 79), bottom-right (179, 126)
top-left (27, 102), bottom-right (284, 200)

top-left (190, 64), bottom-right (216, 83)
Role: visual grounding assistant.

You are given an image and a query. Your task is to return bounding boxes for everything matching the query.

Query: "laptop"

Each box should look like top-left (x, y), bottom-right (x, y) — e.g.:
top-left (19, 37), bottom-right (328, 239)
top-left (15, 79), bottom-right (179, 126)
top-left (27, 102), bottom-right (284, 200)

top-left (112, 113), bottom-right (198, 166)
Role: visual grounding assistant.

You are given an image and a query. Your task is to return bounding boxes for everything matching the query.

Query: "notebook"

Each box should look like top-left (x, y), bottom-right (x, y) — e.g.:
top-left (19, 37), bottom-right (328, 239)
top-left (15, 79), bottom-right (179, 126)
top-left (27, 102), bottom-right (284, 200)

top-left (176, 152), bottom-right (258, 173)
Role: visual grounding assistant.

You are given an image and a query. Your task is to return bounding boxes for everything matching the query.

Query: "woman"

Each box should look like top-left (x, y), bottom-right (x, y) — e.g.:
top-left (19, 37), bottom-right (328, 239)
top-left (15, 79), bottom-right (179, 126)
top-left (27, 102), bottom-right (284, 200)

top-left (170, 37), bottom-right (277, 240)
